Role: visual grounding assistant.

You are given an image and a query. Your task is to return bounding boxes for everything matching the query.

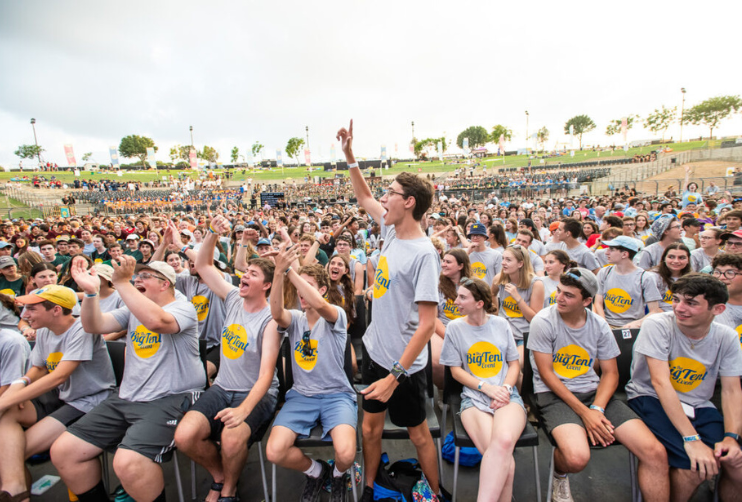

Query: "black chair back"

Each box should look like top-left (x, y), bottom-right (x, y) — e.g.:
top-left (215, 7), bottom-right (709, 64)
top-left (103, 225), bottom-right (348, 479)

top-left (521, 332), bottom-right (536, 408)
top-left (107, 340), bottom-right (126, 387)
top-left (198, 339), bottom-right (209, 388)
top-left (611, 328), bottom-right (641, 392)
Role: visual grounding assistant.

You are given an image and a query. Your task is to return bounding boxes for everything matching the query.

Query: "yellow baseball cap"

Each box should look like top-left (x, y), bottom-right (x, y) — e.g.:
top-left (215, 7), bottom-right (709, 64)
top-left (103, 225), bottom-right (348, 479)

top-left (16, 285), bottom-right (78, 310)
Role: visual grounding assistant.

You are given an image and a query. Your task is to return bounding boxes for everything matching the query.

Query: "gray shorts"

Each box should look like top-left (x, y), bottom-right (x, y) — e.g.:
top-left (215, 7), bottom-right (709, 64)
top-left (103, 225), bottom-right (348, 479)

top-left (188, 384), bottom-right (276, 440)
top-left (533, 390), bottom-right (637, 435)
top-left (67, 391), bottom-right (199, 463)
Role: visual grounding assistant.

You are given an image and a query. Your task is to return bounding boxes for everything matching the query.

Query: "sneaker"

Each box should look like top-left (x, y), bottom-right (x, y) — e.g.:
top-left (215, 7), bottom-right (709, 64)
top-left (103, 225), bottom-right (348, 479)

top-left (330, 472), bottom-right (349, 502)
top-left (551, 475), bottom-right (574, 502)
top-left (360, 486), bottom-right (374, 502)
top-left (301, 460), bottom-right (331, 502)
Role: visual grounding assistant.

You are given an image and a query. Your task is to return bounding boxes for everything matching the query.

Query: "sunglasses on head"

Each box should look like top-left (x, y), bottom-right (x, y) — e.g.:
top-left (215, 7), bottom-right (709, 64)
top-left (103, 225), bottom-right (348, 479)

top-left (301, 330), bottom-right (313, 357)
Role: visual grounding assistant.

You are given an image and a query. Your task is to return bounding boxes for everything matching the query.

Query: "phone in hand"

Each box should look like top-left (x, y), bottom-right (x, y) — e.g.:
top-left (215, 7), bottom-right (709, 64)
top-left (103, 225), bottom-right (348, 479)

top-left (353, 384), bottom-right (369, 394)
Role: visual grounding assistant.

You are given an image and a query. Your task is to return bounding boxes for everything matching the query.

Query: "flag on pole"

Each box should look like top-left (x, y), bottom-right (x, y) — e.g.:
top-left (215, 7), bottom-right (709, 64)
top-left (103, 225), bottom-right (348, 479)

top-left (394, 143), bottom-right (398, 156)
top-left (64, 144), bottom-right (76, 166)
top-left (189, 147), bottom-right (198, 169)
top-left (381, 145), bottom-right (387, 161)
top-left (462, 138), bottom-right (469, 152)
top-left (109, 146), bottom-right (119, 166)
top-left (146, 147), bottom-right (156, 169)
top-left (437, 141), bottom-right (442, 159)
top-left (276, 151), bottom-right (283, 167)
top-left (621, 117), bottom-right (628, 143)
top-left (304, 148), bottom-right (311, 166)
top-left (569, 125), bottom-right (574, 149)
top-left (498, 134), bottom-right (505, 154)
top-left (330, 144), bottom-right (336, 163)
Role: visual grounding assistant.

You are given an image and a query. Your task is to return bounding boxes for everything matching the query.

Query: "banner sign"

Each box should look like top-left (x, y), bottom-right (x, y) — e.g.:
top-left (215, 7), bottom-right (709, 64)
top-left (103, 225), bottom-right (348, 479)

top-left (462, 138), bottom-right (469, 152)
top-left (381, 145), bottom-right (387, 161)
top-left (189, 147), bottom-right (198, 169)
top-left (109, 146), bottom-right (119, 166)
top-left (304, 148), bottom-right (311, 166)
top-left (146, 147), bottom-right (156, 169)
top-left (437, 141), bottom-right (442, 159)
top-left (64, 144), bottom-right (76, 166)
top-left (276, 151), bottom-right (283, 167)
top-left (621, 117), bottom-right (628, 143)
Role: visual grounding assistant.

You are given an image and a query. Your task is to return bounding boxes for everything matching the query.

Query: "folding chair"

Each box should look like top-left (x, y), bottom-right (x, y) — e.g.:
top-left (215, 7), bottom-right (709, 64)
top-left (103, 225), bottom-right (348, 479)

top-left (270, 335), bottom-right (359, 501)
top-left (441, 366), bottom-right (541, 502)
top-left (522, 331), bottom-right (640, 502)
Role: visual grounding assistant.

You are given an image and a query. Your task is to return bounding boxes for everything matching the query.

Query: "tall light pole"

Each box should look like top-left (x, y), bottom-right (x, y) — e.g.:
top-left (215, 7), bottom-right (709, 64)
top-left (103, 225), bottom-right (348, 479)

top-left (680, 88), bottom-right (686, 142)
top-left (525, 111), bottom-right (529, 150)
top-left (411, 121), bottom-right (415, 140)
top-left (30, 118), bottom-right (41, 164)
top-left (305, 126), bottom-right (309, 152)
top-left (189, 125), bottom-right (194, 148)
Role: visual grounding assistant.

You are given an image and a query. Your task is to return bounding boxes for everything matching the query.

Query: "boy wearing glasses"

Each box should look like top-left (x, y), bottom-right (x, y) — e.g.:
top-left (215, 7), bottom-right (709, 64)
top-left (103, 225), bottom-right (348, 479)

top-left (712, 254), bottom-right (742, 343)
top-left (173, 218), bottom-right (280, 502)
top-left (626, 274), bottom-right (742, 501)
top-left (53, 257), bottom-right (205, 502)
top-left (337, 121), bottom-right (443, 501)
top-left (528, 268), bottom-right (670, 502)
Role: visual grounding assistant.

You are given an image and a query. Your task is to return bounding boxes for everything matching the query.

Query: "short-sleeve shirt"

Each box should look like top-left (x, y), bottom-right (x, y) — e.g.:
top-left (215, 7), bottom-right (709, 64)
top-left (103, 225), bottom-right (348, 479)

top-left (440, 315), bottom-right (518, 413)
top-left (596, 266), bottom-right (661, 325)
top-left (29, 320), bottom-right (115, 412)
top-left (527, 305), bottom-right (620, 394)
top-left (566, 244), bottom-right (600, 271)
top-left (280, 305), bottom-right (354, 398)
top-left (175, 274), bottom-right (230, 349)
top-left (0, 329), bottom-right (30, 387)
top-left (437, 291), bottom-right (463, 326)
top-left (690, 248), bottom-right (719, 272)
top-left (540, 276), bottom-right (559, 309)
top-left (0, 277), bottom-right (24, 298)
top-left (99, 291), bottom-right (125, 313)
top-left (110, 299), bottom-right (205, 402)
top-left (626, 312), bottom-right (742, 408)
top-left (638, 242), bottom-right (666, 270)
top-left (363, 216), bottom-right (441, 374)
top-left (497, 276), bottom-right (539, 341)
top-left (469, 248), bottom-right (502, 285)
top-left (650, 272), bottom-right (675, 312)
top-left (213, 289), bottom-right (277, 394)
top-left (714, 303), bottom-right (742, 350)
top-left (0, 305), bottom-right (20, 331)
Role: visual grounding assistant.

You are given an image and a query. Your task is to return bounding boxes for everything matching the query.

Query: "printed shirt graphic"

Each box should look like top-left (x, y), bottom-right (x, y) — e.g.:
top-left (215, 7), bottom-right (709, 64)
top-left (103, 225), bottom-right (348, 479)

top-left (280, 306), bottom-right (354, 398)
top-left (111, 299), bottom-right (204, 402)
top-left (176, 274), bottom-right (230, 349)
top-left (213, 289), bottom-right (277, 394)
top-left (527, 305), bottom-right (620, 394)
top-left (650, 272), bottom-right (675, 313)
top-left (437, 291), bottom-right (463, 325)
top-left (28, 320), bottom-right (115, 412)
top-left (440, 315), bottom-right (519, 413)
top-left (469, 248), bottom-right (502, 286)
top-left (363, 217), bottom-right (441, 373)
top-left (497, 277), bottom-right (538, 341)
top-left (597, 266), bottom-right (661, 325)
top-left (626, 312), bottom-right (742, 408)
top-left (540, 276), bottom-right (558, 309)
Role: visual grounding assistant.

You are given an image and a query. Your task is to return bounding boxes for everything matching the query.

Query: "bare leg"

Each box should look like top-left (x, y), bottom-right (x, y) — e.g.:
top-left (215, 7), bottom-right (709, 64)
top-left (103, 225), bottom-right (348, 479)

top-left (669, 468), bottom-right (703, 502)
top-left (51, 432), bottom-right (104, 495)
top-left (361, 411), bottom-right (384, 488)
top-left (613, 418), bottom-right (669, 502)
top-left (430, 334), bottom-right (445, 391)
top-left (174, 411), bottom-right (223, 502)
top-left (0, 401), bottom-right (38, 500)
top-left (265, 426), bottom-right (307, 471)
top-left (219, 423), bottom-right (251, 498)
top-left (328, 424), bottom-right (357, 473)
top-left (551, 424), bottom-right (591, 474)
top-left (718, 458), bottom-right (742, 502)
top-left (408, 421), bottom-right (439, 493)
top-left (113, 449), bottom-right (164, 502)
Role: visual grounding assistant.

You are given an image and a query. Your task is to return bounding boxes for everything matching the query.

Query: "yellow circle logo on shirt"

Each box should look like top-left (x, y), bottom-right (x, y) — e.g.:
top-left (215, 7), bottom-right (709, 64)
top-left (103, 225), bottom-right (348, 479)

top-left (46, 352), bottom-right (63, 372)
top-left (0, 288), bottom-right (16, 298)
top-left (222, 324), bottom-right (249, 360)
top-left (373, 256), bottom-right (390, 299)
top-left (192, 295), bottom-right (210, 322)
top-left (294, 335), bottom-right (319, 371)
top-left (604, 288), bottom-right (634, 314)
top-left (552, 344), bottom-right (594, 379)
top-left (736, 325), bottom-right (742, 349)
top-left (442, 298), bottom-right (463, 320)
top-left (131, 325), bottom-right (161, 359)
top-left (669, 357), bottom-right (707, 392)
top-left (662, 289), bottom-right (673, 305)
top-left (466, 341), bottom-right (503, 378)
top-left (471, 261), bottom-right (486, 280)
top-left (502, 296), bottom-right (522, 318)
top-left (548, 291), bottom-right (557, 306)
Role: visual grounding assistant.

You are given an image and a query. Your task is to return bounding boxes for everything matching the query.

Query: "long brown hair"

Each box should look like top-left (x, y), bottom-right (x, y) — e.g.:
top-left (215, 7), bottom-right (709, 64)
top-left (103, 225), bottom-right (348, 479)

top-left (488, 224), bottom-right (508, 249)
top-left (325, 255), bottom-right (355, 325)
top-left (439, 249), bottom-right (471, 301)
top-left (460, 277), bottom-right (497, 314)
top-left (655, 242), bottom-right (691, 290)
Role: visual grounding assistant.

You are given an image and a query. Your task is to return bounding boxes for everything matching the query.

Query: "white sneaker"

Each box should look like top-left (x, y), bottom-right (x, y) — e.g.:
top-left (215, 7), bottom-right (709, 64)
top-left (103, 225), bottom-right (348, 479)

top-left (551, 474), bottom-right (574, 502)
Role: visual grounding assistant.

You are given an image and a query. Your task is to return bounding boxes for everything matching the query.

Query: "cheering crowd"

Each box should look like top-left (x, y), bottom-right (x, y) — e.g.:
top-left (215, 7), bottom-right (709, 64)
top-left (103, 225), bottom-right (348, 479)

top-left (0, 121), bottom-right (740, 502)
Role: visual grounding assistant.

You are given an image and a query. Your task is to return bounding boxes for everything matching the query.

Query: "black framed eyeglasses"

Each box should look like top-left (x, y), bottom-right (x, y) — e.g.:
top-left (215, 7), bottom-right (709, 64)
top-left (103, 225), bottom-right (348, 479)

top-left (301, 330), bottom-right (313, 357)
top-left (713, 269), bottom-right (742, 280)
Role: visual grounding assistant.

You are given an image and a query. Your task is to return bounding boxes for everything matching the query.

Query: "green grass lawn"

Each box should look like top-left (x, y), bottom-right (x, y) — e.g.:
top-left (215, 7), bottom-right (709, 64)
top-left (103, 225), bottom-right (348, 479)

top-left (0, 140), bottom-right (711, 185)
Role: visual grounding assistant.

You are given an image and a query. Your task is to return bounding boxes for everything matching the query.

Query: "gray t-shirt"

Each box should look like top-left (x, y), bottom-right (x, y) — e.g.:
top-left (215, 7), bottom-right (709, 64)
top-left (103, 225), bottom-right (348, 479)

top-left (715, 303), bottom-right (742, 350)
top-left (280, 305), bottom-right (354, 398)
top-left (437, 291), bottom-right (464, 326)
top-left (637, 242), bottom-right (666, 270)
top-left (529, 250), bottom-right (544, 274)
top-left (29, 320), bottom-right (115, 412)
top-left (595, 248), bottom-right (609, 268)
top-left (650, 272), bottom-right (676, 312)
top-left (213, 289), bottom-right (278, 394)
top-left (690, 248), bottom-right (719, 273)
top-left (110, 299), bottom-right (205, 402)
top-left (528, 305), bottom-right (620, 394)
top-left (363, 217), bottom-right (441, 373)
top-left (440, 315), bottom-right (519, 413)
top-left (469, 248), bottom-right (502, 286)
top-left (597, 266), bottom-right (661, 325)
top-left (176, 274), bottom-right (230, 349)
top-left (0, 305), bottom-right (20, 332)
top-left (566, 243), bottom-right (600, 271)
top-left (497, 276), bottom-right (539, 341)
top-left (626, 312), bottom-right (742, 408)
top-left (0, 329), bottom-right (30, 387)
top-left (99, 291), bottom-right (125, 313)
top-left (540, 276), bottom-right (559, 309)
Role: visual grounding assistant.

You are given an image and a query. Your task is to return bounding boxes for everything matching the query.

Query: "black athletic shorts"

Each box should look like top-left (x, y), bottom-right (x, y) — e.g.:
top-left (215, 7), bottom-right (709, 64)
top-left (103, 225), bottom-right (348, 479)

top-left (361, 345), bottom-right (427, 428)
top-left (188, 384), bottom-right (276, 440)
top-left (32, 389), bottom-right (86, 427)
top-left (205, 344), bottom-right (221, 372)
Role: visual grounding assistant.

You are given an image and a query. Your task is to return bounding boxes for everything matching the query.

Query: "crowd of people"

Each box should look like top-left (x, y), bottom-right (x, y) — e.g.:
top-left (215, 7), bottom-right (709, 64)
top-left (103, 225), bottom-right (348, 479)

top-left (0, 123), bottom-right (740, 502)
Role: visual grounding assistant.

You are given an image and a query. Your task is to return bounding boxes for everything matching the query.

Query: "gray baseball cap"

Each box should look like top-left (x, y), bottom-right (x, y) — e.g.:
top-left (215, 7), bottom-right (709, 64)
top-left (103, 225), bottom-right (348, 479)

top-left (563, 267), bottom-right (598, 297)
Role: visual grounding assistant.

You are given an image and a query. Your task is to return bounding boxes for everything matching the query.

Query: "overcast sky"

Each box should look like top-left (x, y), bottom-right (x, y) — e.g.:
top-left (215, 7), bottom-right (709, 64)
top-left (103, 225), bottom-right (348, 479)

top-left (1, 0), bottom-right (740, 168)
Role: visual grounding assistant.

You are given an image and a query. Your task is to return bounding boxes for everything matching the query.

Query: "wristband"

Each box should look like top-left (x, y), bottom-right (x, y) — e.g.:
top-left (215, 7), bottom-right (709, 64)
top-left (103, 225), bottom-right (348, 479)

top-left (11, 378), bottom-right (27, 386)
top-left (683, 434), bottom-right (701, 443)
top-left (477, 381), bottom-right (484, 391)
top-left (589, 405), bottom-right (605, 413)
top-left (724, 432), bottom-right (740, 441)
top-left (241, 244), bottom-right (250, 248)
top-left (84, 292), bottom-right (99, 298)
top-left (392, 361), bottom-right (409, 376)
top-left (208, 226), bottom-right (216, 234)
top-left (181, 245), bottom-right (190, 254)
top-left (284, 266), bottom-right (292, 275)
top-left (347, 162), bottom-right (359, 169)
top-left (21, 376), bottom-right (31, 386)
top-left (21, 326), bottom-right (33, 333)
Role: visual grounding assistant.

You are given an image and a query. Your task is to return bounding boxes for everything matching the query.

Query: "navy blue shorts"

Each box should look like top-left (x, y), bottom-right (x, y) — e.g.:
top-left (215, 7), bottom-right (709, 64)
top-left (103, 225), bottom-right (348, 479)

top-left (628, 396), bottom-right (724, 469)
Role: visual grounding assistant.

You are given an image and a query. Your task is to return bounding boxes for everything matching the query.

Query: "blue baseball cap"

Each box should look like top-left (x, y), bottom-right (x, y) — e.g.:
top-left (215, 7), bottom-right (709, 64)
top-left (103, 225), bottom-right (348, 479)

top-left (257, 238), bottom-right (272, 247)
top-left (602, 236), bottom-right (642, 253)
top-left (467, 223), bottom-right (488, 237)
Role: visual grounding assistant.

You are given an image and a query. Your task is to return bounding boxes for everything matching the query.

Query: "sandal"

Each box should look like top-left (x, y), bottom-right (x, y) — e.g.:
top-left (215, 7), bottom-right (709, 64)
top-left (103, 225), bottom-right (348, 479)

top-left (216, 497), bottom-right (239, 502)
top-left (203, 482), bottom-right (223, 502)
top-left (0, 491), bottom-right (31, 502)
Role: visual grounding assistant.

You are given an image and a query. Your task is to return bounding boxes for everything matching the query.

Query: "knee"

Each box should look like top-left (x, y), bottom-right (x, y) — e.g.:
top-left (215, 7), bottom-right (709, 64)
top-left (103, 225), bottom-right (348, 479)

top-left (50, 432), bottom-right (79, 468)
top-left (173, 423), bottom-right (196, 451)
top-left (362, 422), bottom-right (381, 443)
top-left (334, 441), bottom-right (356, 466)
top-left (220, 429), bottom-right (249, 456)
top-left (642, 441), bottom-right (668, 469)
top-left (408, 426), bottom-right (433, 449)
top-left (113, 450), bottom-right (149, 481)
top-left (558, 447), bottom-right (590, 473)
top-left (265, 437), bottom-right (286, 465)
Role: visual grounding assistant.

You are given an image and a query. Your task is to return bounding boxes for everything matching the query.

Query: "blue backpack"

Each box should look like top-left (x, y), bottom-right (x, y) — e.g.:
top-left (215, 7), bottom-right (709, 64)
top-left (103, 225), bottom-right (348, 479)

top-left (373, 453), bottom-right (436, 502)
top-left (441, 431), bottom-right (483, 467)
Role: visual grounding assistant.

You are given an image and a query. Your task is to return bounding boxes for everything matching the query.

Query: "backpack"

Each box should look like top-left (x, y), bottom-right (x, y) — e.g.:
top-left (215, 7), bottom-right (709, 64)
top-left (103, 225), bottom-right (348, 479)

top-left (373, 453), bottom-right (436, 502)
top-left (441, 431), bottom-right (483, 467)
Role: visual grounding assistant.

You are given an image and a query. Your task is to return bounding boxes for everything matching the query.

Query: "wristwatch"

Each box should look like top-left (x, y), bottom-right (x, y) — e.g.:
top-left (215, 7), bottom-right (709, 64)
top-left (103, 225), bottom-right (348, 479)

top-left (390, 362), bottom-right (408, 385)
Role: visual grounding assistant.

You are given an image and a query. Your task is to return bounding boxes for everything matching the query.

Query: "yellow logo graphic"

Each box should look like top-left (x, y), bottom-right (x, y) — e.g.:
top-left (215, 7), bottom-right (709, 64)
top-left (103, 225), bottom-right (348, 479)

top-left (736, 325), bottom-right (742, 349)
top-left (94, 258), bottom-right (103, 264)
top-left (471, 261), bottom-right (487, 280)
top-left (548, 290), bottom-right (557, 306)
top-left (502, 295), bottom-right (522, 318)
top-left (192, 295), bottom-right (210, 322)
top-left (46, 352), bottom-right (63, 372)
top-left (373, 256), bottom-right (390, 299)
top-left (669, 357), bottom-right (707, 392)
top-left (294, 337), bottom-right (319, 371)
top-left (552, 344), bottom-right (593, 379)
top-left (443, 298), bottom-right (463, 320)
top-left (662, 289), bottom-right (673, 305)
top-left (604, 288), bottom-right (633, 314)
top-left (0, 288), bottom-right (16, 298)
top-left (222, 324), bottom-right (249, 360)
top-left (466, 341), bottom-right (503, 378)
top-left (131, 325), bottom-right (161, 359)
